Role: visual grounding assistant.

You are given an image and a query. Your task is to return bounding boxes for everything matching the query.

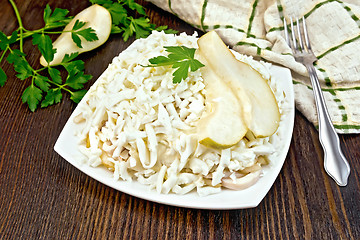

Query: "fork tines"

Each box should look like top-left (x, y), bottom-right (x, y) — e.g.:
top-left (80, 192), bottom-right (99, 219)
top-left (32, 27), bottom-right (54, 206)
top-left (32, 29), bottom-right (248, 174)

top-left (283, 16), bottom-right (312, 54)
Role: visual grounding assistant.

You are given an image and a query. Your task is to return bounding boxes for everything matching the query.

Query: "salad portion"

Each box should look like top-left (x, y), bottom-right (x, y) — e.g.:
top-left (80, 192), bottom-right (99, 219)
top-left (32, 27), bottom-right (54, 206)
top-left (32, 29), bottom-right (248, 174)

top-left (73, 31), bottom-right (287, 196)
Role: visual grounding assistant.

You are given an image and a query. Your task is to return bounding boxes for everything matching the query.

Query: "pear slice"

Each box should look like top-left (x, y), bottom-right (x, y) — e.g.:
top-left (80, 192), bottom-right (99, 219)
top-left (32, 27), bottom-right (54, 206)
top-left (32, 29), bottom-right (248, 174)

top-left (197, 31), bottom-right (280, 137)
top-left (197, 62), bottom-right (248, 149)
top-left (40, 4), bottom-right (112, 66)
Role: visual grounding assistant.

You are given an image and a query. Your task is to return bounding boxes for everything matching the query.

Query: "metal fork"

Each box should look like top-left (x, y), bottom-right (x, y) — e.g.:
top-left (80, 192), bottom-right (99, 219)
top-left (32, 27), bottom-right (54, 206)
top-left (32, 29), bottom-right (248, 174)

top-left (283, 17), bottom-right (350, 186)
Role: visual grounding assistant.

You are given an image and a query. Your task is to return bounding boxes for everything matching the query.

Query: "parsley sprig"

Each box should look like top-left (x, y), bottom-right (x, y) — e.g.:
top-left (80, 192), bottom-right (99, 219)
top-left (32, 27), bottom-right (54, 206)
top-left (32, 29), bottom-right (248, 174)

top-left (0, 0), bottom-right (176, 111)
top-left (146, 46), bottom-right (205, 83)
top-left (0, 1), bottom-right (93, 111)
top-left (90, 0), bottom-right (177, 41)
top-left (71, 20), bottom-right (99, 48)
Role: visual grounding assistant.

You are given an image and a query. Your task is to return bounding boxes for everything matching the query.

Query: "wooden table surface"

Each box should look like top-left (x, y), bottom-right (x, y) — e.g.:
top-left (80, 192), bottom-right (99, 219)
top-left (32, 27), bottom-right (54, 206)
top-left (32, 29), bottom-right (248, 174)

top-left (0, 0), bottom-right (359, 239)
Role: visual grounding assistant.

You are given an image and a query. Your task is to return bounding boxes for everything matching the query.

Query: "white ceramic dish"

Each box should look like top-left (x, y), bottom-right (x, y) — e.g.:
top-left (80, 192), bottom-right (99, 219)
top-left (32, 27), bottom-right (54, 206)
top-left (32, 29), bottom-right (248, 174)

top-left (54, 64), bottom-right (294, 210)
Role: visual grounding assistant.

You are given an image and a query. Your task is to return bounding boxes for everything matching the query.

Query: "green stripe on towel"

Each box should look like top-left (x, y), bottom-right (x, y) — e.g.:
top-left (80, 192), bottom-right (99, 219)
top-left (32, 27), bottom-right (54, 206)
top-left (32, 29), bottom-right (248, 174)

top-left (167, 0), bottom-right (179, 17)
top-left (270, 0), bottom-right (360, 35)
top-left (201, 24), bottom-right (257, 37)
top-left (333, 124), bottom-right (360, 130)
top-left (304, 0), bottom-right (338, 18)
top-left (235, 41), bottom-right (263, 55)
top-left (293, 80), bottom-right (360, 92)
top-left (246, 0), bottom-right (259, 37)
top-left (269, 0), bottom-right (341, 33)
top-left (200, 0), bottom-right (209, 32)
top-left (316, 67), bottom-right (332, 87)
top-left (317, 34), bottom-right (360, 59)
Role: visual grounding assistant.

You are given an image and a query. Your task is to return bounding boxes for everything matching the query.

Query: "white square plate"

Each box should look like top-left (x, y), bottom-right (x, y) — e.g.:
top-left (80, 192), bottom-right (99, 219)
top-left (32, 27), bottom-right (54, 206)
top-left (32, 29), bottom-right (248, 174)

top-left (54, 64), bottom-right (294, 210)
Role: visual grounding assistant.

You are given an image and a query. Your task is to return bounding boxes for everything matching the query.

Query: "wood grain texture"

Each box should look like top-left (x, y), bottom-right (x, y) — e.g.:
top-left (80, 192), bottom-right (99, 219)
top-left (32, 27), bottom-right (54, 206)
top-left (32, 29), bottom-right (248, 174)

top-left (0, 0), bottom-right (359, 239)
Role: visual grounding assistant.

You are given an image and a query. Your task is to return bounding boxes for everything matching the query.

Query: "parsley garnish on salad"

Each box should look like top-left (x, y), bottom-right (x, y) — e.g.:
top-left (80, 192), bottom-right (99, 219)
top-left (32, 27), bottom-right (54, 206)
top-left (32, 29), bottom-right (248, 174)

top-left (146, 46), bottom-right (205, 83)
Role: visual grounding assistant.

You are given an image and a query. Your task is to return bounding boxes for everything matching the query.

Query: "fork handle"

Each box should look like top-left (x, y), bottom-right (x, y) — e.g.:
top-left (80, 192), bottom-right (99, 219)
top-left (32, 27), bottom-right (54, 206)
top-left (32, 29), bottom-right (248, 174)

top-left (306, 65), bottom-right (350, 186)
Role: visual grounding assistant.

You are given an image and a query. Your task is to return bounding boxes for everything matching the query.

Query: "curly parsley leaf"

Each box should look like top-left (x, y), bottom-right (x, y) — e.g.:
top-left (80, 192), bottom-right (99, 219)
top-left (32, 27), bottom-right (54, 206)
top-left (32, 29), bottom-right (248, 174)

top-left (122, 17), bottom-right (177, 42)
top-left (6, 49), bottom-right (26, 60)
top-left (89, 0), bottom-right (112, 4)
top-left (65, 69), bottom-right (92, 90)
top-left (7, 50), bottom-right (33, 80)
top-left (72, 19), bottom-right (87, 30)
top-left (155, 25), bottom-right (178, 34)
top-left (34, 75), bottom-right (51, 92)
top-left (110, 25), bottom-right (122, 34)
top-left (22, 84), bottom-right (43, 112)
top-left (172, 61), bottom-right (191, 84)
top-left (61, 52), bottom-right (79, 63)
top-left (91, 0), bottom-right (136, 32)
top-left (0, 31), bottom-right (18, 50)
top-left (148, 56), bottom-right (177, 67)
top-left (71, 20), bottom-right (98, 48)
top-left (104, 2), bottom-right (127, 25)
top-left (70, 89), bottom-right (87, 103)
top-left (60, 52), bottom-right (84, 73)
top-left (41, 88), bottom-right (63, 108)
top-left (62, 59), bottom-right (85, 73)
top-left (32, 33), bottom-right (56, 64)
top-left (123, 0), bottom-right (146, 15)
top-left (43, 4), bottom-right (71, 29)
top-left (0, 32), bottom-right (8, 50)
top-left (122, 17), bottom-right (149, 41)
top-left (146, 46), bottom-right (205, 83)
top-left (48, 67), bottom-right (62, 84)
top-left (0, 68), bottom-right (7, 87)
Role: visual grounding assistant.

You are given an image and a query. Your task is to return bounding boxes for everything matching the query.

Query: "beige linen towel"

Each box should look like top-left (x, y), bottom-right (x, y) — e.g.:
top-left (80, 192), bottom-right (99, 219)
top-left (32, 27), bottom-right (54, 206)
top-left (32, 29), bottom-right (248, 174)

top-left (147, 0), bottom-right (360, 133)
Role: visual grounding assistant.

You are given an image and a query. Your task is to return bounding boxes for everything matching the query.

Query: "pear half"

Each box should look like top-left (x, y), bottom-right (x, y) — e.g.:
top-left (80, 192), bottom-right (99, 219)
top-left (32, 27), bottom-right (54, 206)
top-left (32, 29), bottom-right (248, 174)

top-left (197, 31), bottom-right (280, 137)
top-left (40, 5), bottom-right (112, 66)
top-left (197, 62), bottom-right (248, 149)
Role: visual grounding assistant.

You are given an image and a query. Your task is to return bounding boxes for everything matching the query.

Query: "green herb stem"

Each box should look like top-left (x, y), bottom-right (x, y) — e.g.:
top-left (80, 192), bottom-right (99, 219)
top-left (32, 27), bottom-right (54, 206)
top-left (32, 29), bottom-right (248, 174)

top-left (0, 47), bottom-right (9, 63)
top-left (14, 29), bottom-right (92, 42)
top-left (60, 85), bottom-right (73, 93)
top-left (42, 30), bottom-right (76, 34)
top-left (34, 67), bottom-right (47, 73)
top-left (9, 0), bottom-right (24, 52)
top-left (16, 29), bottom-right (42, 41)
top-left (32, 70), bottom-right (72, 95)
top-left (13, 22), bottom-right (70, 42)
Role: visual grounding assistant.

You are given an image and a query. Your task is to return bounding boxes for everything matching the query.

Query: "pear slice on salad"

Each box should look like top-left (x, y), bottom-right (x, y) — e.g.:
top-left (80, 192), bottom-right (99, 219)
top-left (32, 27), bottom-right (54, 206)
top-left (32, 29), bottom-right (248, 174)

top-left (197, 62), bottom-right (248, 149)
top-left (40, 4), bottom-right (112, 66)
top-left (197, 31), bottom-right (280, 137)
